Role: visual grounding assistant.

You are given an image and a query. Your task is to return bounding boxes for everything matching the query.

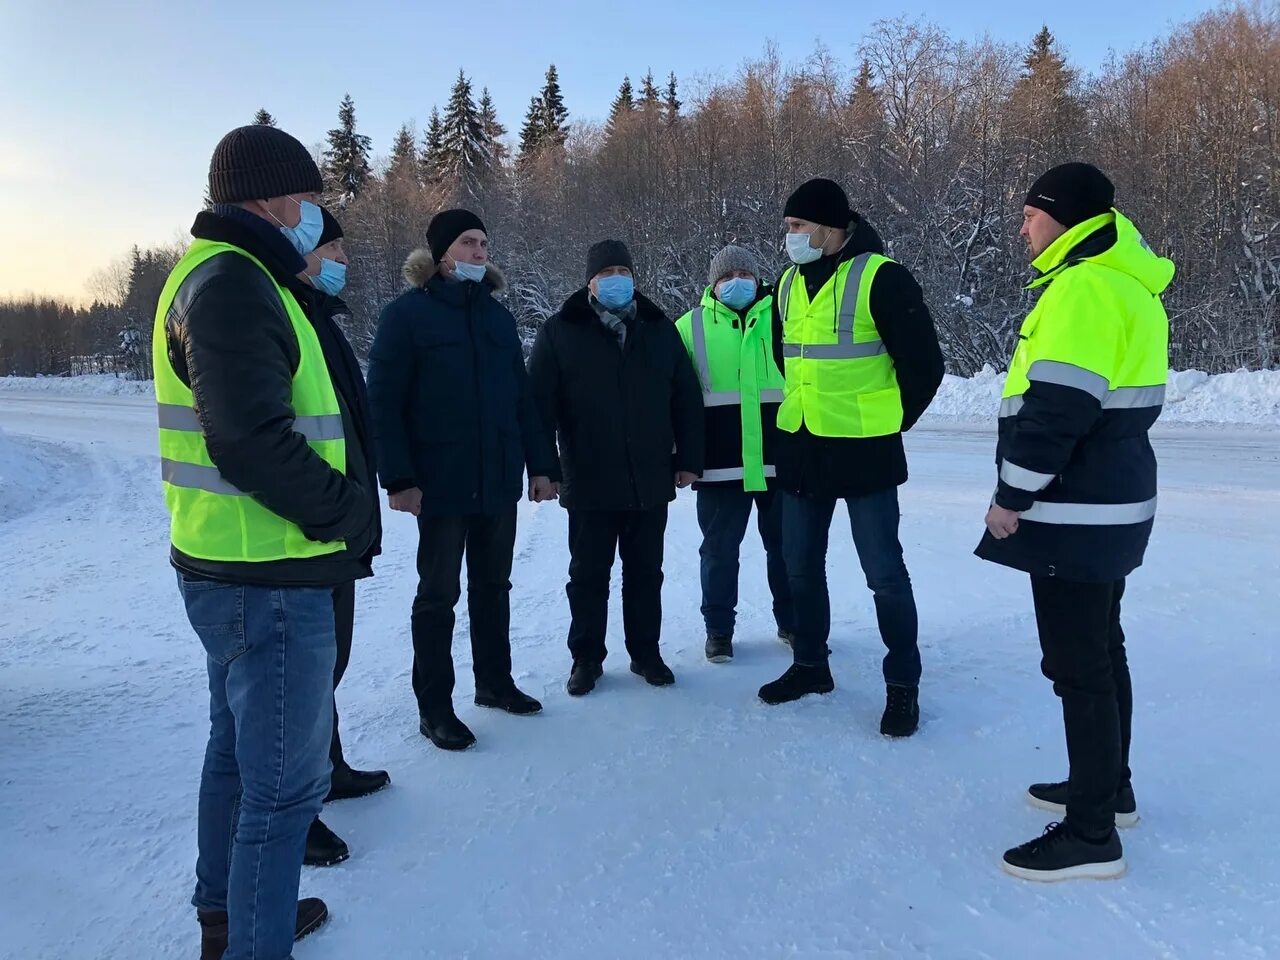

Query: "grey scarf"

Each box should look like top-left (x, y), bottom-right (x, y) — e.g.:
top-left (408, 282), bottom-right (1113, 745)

top-left (590, 295), bottom-right (637, 349)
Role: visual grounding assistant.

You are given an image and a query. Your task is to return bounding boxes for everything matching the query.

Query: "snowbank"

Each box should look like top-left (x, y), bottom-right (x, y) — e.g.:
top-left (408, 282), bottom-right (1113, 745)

top-left (0, 374), bottom-right (151, 397)
top-left (926, 366), bottom-right (1280, 427)
top-left (3, 368), bottom-right (1277, 426)
top-left (0, 426), bottom-right (59, 522)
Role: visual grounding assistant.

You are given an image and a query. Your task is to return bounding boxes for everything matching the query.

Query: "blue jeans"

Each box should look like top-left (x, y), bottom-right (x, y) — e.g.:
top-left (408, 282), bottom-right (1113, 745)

top-left (180, 573), bottom-right (336, 960)
top-left (781, 488), bottom-right (921, 686)
top-left (696, 487), bottom-right (794, 638)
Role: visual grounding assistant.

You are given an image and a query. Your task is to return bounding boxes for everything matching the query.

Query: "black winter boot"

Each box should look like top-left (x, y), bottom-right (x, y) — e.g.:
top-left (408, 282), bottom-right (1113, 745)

top-left (567, 660), bottom-right (603, 697)
top-left (325, 765), bottom-right (391, 803)
top-left (1002, 821), bottom-right (1125, 881)
top-left (198, 898), bottom-right (329, 960)
top-left (475, 681), bottom-right (543, 715)
top-left (419, 711), bottom-right (477, 751)
top-left (705, 634), bottom-right (734, 663)
top-left (880, 684), bottom-right (920, 737)
top-left (304, 818), bottom-right (349, 867)
top-left (630, 658), bottom-right (676, 686)
top-left (758, 663), bottom-right (834, 705)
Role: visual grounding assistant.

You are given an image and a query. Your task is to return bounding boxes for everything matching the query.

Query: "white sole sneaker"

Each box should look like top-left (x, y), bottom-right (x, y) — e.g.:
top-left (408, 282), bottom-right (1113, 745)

top-left (1026, 791), bottom-right (1141, 829)
top-left (706, 655), bottom-right (732, 664)
top-left (1001, 856), bottom-right (1127, 882)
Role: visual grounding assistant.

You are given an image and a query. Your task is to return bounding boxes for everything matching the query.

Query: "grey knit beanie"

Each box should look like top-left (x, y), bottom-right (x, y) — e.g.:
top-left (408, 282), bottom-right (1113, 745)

top-left (708, 245), bottom-right (760, 285)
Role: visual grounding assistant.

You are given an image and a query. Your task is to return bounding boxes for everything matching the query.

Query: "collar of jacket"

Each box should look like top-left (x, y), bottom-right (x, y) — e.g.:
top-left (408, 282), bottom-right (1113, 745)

top-left (1028, 211), bottom-right (1117, 288)
top-left (559, 287), bottom-right (668, 326)
top-left (194, 206), bottom-right (307, 284)
top-left (401, 246), bottom-right (506, 298)
top-left (797, 216), bottom-right (888, 284)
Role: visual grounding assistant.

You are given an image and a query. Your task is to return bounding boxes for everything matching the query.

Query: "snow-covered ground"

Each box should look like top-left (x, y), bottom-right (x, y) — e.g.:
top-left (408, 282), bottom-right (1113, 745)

top-left (0, 388), bottom-right (1277, 960)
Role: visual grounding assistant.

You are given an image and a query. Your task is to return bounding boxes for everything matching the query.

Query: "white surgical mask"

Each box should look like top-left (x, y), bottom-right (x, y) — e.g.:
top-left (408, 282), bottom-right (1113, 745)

top-left (785, 229), bottom-right (827, 265)
top-left (452, 260), bottom-right (487, 283)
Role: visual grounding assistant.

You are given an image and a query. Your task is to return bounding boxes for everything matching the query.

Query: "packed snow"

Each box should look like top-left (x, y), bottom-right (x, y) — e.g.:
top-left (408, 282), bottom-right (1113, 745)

top-left (0, 386), bottom-right (1277, 960)
top-left (4, 366), bottom-right (1278, 426)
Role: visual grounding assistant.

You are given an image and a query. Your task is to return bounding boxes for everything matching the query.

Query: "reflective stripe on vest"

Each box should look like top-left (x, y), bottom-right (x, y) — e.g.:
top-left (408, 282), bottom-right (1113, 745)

top-left (701, 465), bottom-right (778, 483)
top-left (156, 403), bottom-right (345, 445)
top-left (1021, 496), bottom-right (1158, 526)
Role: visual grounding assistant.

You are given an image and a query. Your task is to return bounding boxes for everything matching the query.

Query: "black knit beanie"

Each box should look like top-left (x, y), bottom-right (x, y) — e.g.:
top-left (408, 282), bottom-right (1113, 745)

top-left (585, 240), bottom-right (634, 282)
top-left (317, 207), bottom-right (344, 248)
top-left (427, 209), bottom-right (487, 262)
top-left (1025, 163), bottom-right (1115, 228)
top-left (783, 178), bottom-right (856, 229)
top-left (208, 125), bottom-right (323, 204)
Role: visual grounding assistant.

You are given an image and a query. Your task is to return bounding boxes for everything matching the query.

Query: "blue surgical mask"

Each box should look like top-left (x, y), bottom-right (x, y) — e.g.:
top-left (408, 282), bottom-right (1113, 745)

top-left (595, 275), bottom-right (634, 310)
top-left (716, 277), bottom-right (757, 311)
top-left (785, 230), bottom-right (825, 265)
top-left (453, 260), bottom-right (487, 283)
top-left (310, 259), bottom-right (347, 296)
top-left (273, 198), bottom-right (324, 256)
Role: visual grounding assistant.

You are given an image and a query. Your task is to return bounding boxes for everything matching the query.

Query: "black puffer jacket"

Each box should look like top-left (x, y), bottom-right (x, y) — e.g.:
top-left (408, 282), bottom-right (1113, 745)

top-left (771, 217), bottom-right (945, 499)
top-left (528, 288), bottom-right (705, 511)
top-left (162, 208), bottom-right (378, 587)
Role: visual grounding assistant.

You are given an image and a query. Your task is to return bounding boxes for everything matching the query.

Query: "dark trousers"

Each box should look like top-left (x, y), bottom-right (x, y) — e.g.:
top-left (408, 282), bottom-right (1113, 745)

top-left (1031, 575), bottom-right (1133, 839)
top-left (696, 487), bottom-right (794, 638)
top-left (411, 509), bottom-right (517, 718)
top-left (566, 506), bottom-right (669, 665)
top-left (782, 487), bottom-right (921, 685)
top-left (330, 581), bottom-right (355, 771)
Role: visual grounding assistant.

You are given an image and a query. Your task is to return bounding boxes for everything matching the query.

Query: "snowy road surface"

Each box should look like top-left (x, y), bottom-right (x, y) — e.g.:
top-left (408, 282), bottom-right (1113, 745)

top-left (0, 390), bottom-right (1277, 960)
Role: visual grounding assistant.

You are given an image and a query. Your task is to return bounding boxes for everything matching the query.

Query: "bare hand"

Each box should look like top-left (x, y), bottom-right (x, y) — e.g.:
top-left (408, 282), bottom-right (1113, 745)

top-left (389, 487), bottom-right (423, 517)
top-left (529, 476), bottom-right (560, 503)
top-left (985, 504), bottom-right (1020, 539)
top-left (675, 471), bottom-right (698, 490)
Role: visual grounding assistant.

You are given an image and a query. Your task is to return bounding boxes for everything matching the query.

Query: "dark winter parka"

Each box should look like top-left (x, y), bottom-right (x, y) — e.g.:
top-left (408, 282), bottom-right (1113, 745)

top-left (366, 250), bottom-right (558, 516)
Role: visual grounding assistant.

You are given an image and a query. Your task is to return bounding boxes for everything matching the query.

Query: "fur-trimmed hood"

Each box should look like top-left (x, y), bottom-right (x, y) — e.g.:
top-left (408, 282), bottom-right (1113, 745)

top-left (402, 247), bottom-right (507, 292)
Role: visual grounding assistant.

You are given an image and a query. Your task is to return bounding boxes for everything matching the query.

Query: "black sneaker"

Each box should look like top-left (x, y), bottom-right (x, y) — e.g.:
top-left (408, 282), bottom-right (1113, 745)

top-left (198, 897), bottom-right (328, 960)
top-left (1002, 821), bottom-right (1126, 881)
top-left (1027, 780), bottom-right (1140, 828)
top-left (304, 818), bottom-right (350, 867)
top-left (880, 684), bottom-right (920, 738)
top-left (758, 663), bottom-right (834, 705)
top-left (705, 634), bottom-right (734, 663)
top-left (567, 660), bottom-right (603, 697)
top-left (630, 658), bottom-right (676, 686)
top-left (475, 682), bottom-right (543, 715)
top-left (419, 711), bottom-right (477, 751)
top-left (325, 765), bottom-right (391, 803)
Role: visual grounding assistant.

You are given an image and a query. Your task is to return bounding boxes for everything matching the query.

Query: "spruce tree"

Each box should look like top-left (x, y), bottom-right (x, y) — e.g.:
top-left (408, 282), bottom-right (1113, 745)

top-left (439, 70), bottom-right (488, 196)
top-left (663, 73), bottom-right (681, 126)
top-left (252, 108), bottom-right (277, 126)
top-left (1012, 27), bottom-right (1083, 164)
top-left (387, 123), bottom-right (419, 184)
top-left (640, 70), bottom-right (661, 112)
top-left (421, 108), bottom-right (446, 184)
top-left (519, 95), bottom-right (546, 161)
top-left (322, 93), bottom-right (373, 201)
top-left (478, 88), bottom-right (509, 166)
top-left (607, 76), bottom-right (636, 136)
top-left (539, 64), bottom-right (569, 147)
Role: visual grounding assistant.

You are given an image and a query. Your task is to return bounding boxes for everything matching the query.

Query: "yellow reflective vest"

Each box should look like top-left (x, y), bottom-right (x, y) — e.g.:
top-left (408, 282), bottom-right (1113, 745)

top-left (152, 239), bottom-right (347, 562)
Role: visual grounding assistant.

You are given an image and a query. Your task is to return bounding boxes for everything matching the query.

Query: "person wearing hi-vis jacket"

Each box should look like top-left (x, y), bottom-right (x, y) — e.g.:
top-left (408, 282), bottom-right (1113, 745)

top-left (759, 178), bottom-right (944, 740)
top-left (675, 244), bottom-right (795, 665)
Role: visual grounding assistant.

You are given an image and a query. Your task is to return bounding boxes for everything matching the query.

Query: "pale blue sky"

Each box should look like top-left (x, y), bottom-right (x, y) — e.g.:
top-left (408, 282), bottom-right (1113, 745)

top-left (0, 0), bottom-right (1213, 301)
